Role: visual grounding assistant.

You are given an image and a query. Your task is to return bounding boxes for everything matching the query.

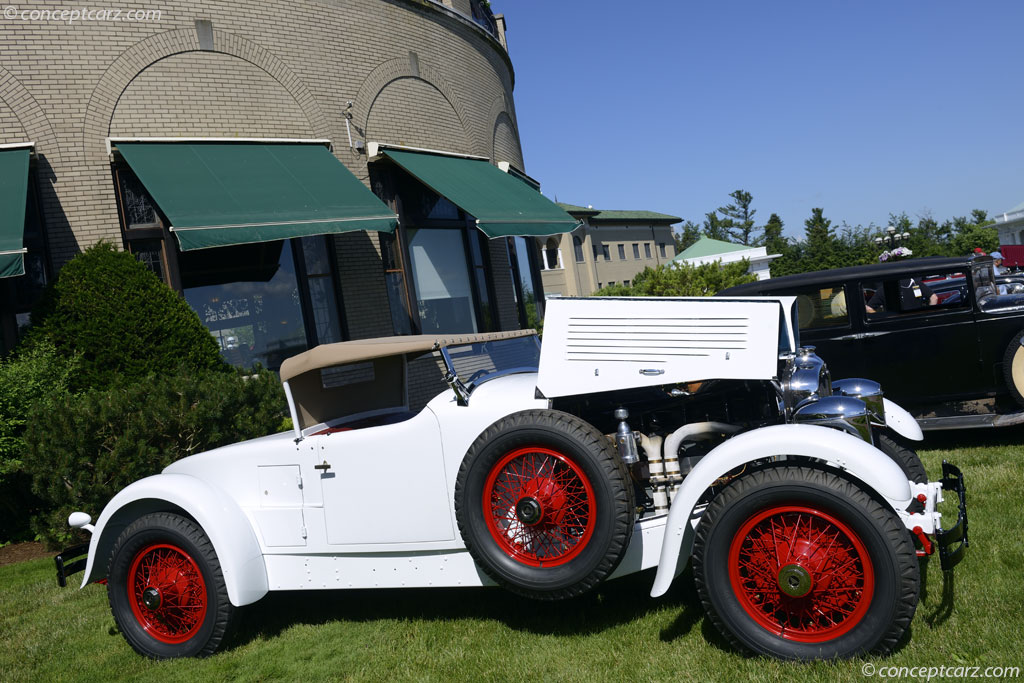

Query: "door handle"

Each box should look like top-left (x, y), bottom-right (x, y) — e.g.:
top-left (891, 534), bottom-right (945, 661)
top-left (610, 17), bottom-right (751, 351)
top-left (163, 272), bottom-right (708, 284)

top-left (315, 460), bottom-right (331, 472)
top-left (836, 331), bottom-right (891, 341)
top-left (639, 368), bottom-right (665, 376)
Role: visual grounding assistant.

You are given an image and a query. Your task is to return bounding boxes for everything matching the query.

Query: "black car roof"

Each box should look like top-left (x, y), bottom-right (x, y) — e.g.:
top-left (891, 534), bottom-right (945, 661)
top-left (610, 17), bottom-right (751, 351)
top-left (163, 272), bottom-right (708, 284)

top-left (720, 255), bottom-right (986, 295)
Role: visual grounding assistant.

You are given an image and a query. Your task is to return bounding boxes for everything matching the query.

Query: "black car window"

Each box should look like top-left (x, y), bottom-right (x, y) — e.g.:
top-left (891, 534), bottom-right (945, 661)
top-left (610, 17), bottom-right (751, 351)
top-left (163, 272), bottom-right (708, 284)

top-left (787, 285), bottom-right (849, 330)
top-left (863, 271), bottom-right (968, 319)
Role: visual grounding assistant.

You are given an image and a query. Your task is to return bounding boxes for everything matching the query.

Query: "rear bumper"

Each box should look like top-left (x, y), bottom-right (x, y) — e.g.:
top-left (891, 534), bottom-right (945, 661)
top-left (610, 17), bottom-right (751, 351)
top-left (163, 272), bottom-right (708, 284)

top-left (54, 543), bottom-right (89, 588)
top-left (936, 460), bottom-right (968, 571)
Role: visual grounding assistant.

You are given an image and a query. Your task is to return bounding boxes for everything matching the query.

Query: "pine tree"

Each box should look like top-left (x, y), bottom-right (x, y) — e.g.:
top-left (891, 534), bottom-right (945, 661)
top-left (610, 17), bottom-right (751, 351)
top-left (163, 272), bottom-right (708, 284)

top-left (674, 220), bottom-right (702, 253)
top-left (717, 190), bottom-right (758, 245)
top-left (763, 213), bottom-right (786, 255)
top-left (803, 207), bottom-right (836, 271)
top-left (702, 211), bottom-right (732, 242)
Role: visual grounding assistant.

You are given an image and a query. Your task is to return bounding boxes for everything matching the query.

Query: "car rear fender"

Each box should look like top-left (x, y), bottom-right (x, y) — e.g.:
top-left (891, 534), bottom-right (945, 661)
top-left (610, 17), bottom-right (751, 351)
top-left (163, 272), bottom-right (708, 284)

top-left (649, 423), bottom-right (911, 598)
top-left (884, 397), bottom-right (924, 441)
top-left (79, 473), bottom-right (268, 607)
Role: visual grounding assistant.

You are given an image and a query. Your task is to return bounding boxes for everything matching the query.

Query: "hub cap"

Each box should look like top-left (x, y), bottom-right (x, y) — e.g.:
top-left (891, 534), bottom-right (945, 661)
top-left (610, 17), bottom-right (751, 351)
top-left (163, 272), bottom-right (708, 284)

top-left (483, 446), bottom-right (595, 567)
top-left (128, 543), bottom-right (207, 644)
top-left (728, 506), bottom-right (875, 643)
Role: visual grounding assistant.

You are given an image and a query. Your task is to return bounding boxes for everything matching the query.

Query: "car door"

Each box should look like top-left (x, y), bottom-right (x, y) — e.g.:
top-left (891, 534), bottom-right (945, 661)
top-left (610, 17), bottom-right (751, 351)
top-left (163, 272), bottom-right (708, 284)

top-left (854, 270), bottom-right (980, 405)
top-left (315, 408), bottom-right (456, 546)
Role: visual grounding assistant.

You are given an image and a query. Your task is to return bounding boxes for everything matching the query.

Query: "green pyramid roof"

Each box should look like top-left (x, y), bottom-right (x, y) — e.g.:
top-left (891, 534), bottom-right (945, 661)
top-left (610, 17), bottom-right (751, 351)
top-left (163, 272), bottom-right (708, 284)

top-left (673, 236), bottom-right (751, 260)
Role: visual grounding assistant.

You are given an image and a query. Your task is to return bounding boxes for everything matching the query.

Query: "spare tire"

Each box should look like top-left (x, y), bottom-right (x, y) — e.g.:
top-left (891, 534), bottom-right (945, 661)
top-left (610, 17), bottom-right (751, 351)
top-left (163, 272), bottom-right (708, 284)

top-left (1003, 330), bottom-right (1024, 408)
top-left (455, 409), bottom-right (634, 600)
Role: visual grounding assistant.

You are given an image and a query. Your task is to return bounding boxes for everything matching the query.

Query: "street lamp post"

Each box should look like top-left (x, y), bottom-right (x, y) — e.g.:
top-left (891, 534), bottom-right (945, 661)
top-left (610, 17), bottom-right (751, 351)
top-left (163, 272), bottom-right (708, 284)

top-left (875, 225), bottom-right (911, 251)
top-left (876, 226), bottom-right (913, 262)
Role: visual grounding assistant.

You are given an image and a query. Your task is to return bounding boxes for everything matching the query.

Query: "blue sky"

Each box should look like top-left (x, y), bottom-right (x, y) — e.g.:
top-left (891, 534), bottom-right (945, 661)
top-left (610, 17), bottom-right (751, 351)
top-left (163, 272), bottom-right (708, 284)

top-left (504, 1), bottom-right (1023, 238)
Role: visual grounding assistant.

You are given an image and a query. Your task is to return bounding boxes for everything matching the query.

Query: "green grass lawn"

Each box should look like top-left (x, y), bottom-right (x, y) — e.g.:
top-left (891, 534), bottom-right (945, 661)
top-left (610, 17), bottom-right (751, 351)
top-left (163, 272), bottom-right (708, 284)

top-left (3, 429), bottom-right (1023, 682)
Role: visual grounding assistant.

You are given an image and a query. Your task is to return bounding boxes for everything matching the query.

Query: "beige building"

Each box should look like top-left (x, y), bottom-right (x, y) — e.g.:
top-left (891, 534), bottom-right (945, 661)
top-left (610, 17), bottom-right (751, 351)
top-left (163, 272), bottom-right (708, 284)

top-left (537, 203), bottom-right (679, 296)
top-left (0, 0), bottom-right (573, 399)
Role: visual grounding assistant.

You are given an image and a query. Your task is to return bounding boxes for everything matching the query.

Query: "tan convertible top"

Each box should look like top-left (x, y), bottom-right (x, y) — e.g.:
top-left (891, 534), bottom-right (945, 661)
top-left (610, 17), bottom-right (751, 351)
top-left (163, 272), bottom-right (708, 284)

top-left (279, 329), bottom-right (537, 382)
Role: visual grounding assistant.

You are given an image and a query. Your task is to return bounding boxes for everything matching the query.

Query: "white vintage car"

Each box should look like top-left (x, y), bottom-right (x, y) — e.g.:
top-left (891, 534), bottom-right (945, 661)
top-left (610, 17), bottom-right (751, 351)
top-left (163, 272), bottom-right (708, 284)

top-left (55, 296), bottom-right (967, 661)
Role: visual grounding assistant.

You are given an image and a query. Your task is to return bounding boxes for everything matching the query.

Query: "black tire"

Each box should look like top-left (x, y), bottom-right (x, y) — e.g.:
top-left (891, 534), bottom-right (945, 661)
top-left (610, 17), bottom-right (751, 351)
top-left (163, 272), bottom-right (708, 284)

top-left (107, 512), bottom-right (235, 659)
top-left (455, 409), bottom-right (634, 600)
top-left (1003, 330), bottom-right (1024, 408)
top-left (693, 465), bottom-right (919, 660)
top-left (877, 433), bottom-right (927, 484)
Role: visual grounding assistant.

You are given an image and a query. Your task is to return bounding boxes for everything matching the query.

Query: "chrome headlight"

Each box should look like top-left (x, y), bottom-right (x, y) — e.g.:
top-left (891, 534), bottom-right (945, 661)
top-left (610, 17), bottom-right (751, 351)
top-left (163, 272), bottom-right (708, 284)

top-left (832, 378), bottom-right (885, 425)
top-left (793, 395), bottom-right (872, 443)
top-left (779, 346), bottom-right (832, 414)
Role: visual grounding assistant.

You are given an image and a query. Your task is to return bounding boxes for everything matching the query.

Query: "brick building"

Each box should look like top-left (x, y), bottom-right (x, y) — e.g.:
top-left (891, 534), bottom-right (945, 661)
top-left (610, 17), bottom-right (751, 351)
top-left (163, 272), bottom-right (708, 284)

top-left (0, 0), bottom-right (574, 405)
top-left (537, 203), bottom-right (679, 296)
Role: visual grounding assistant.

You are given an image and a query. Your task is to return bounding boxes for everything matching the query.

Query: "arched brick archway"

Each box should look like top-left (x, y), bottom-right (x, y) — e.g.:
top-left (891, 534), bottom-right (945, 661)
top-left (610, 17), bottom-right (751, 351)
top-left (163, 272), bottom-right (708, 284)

top-left (352, 56), bottom-right (481, 154)
top-left (0, 65), bottom-right (61, 163)
top-left (81, 28), bottom-right (330, 162)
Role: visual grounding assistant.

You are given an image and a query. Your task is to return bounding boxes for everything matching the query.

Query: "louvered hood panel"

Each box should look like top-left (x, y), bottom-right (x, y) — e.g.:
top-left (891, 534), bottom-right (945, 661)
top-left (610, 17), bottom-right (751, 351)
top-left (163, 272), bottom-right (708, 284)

top-left (537, 297), bottom-right (785, 398)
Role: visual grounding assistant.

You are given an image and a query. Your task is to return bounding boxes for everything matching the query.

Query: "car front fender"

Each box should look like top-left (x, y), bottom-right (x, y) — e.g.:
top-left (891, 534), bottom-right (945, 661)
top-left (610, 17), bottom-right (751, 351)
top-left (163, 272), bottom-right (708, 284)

top-left (649, 423), bottom-right (911, 598)
top-left (884, 397), bottom-right (924, 441)
top-left (79, 473), bottom-right (268, 607)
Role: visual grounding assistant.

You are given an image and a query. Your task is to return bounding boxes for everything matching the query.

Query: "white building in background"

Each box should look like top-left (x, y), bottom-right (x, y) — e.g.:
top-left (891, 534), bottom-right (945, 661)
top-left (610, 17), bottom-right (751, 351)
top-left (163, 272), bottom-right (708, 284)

top-left (671, 236), bottom-right (780, 281)
top-left (995, 200), bottom-right (1024, 245)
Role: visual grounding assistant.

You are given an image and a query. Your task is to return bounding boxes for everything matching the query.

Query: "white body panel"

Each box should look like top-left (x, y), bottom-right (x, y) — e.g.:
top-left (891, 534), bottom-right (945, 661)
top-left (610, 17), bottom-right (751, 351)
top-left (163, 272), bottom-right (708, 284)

top-left (317, 409), bottom-right (453, 545)
top-left (538, 297), bottom-right (788, 398)
top-left (649, 423), bottom-right (913, 597)
top-left (80, 373), bottom-right (549, 603)
top-left (79, 473), bottom-right (269, 606)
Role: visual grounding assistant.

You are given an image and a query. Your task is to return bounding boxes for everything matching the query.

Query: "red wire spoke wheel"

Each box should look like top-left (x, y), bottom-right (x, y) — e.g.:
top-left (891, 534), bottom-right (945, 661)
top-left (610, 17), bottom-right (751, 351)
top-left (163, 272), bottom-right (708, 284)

top-left (728, 506), bottom-right (874, 643)
top-left (483, 446), bottom-right (596, 567)
top-left (455, 409), bottom-right (634, 600)
top-left (108, 513), bottom-right (235, 658)
top-left (128, 543), bottom-right (208, 644)
top-left (693, 465), bottom-right (919, 659)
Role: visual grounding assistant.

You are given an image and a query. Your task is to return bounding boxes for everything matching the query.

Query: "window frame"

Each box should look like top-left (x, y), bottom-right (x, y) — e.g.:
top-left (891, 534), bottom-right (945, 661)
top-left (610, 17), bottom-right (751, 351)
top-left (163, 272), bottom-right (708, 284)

top-left (376, 162), bottom-right (498, 335)
top-left (111, 160), bottom-right (349, 361)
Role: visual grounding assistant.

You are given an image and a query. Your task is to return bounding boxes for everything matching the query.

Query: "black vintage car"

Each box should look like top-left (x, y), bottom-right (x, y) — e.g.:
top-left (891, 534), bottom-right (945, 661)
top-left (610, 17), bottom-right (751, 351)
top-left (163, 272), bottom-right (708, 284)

top-left (720, 255), bottom-right (1024, 429)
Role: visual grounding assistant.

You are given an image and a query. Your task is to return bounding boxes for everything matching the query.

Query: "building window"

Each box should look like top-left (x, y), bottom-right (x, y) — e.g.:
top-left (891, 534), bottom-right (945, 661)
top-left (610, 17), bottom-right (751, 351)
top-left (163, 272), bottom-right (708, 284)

top-left (592, 244), bottom-right (600, 261)
top-left (644, 243), bottom-right (652, 259)
top-left (632, 243), bottom-right (640, 259)
top-left (408, 228), bottom-right (479, 334)
top-left (659, 242), bottom-right (667, 258)
top-left (573, 236), bottom-right (585, 263)
top-left (112, 163), bottom-right (346, 370)
top-left (507, 237), bottom-right (544, 330)
top-left (380, 231), bottom-right (414, 336)
top-left (624, 280), bottom-right (630, 287)
top-left (467, 230), bottom-right (495, 332)
top-left (617, 244), bottom-right (626, 260)
top-left (542, 237), bottom-right (562, 270)
top-left (1, 164), bottom-right (50, 353)
top-left (298, 235), bottom-right (344, 345)
top-left (374, 165), bottom-right (497, 336)
top-left (602, 244), bottom-right (610, 261)
top-left (179, 240), bottom-right (309, 370)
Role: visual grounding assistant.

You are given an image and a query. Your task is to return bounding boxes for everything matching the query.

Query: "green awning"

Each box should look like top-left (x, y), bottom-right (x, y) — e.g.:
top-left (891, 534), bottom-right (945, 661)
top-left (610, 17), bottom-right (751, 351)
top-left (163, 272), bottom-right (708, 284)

top-left (116, 142), bottom-right (398, 251)
top-left (382, 150), bottom-right (579, 238)
top-left (0, 146), bottom-right (31, 278)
